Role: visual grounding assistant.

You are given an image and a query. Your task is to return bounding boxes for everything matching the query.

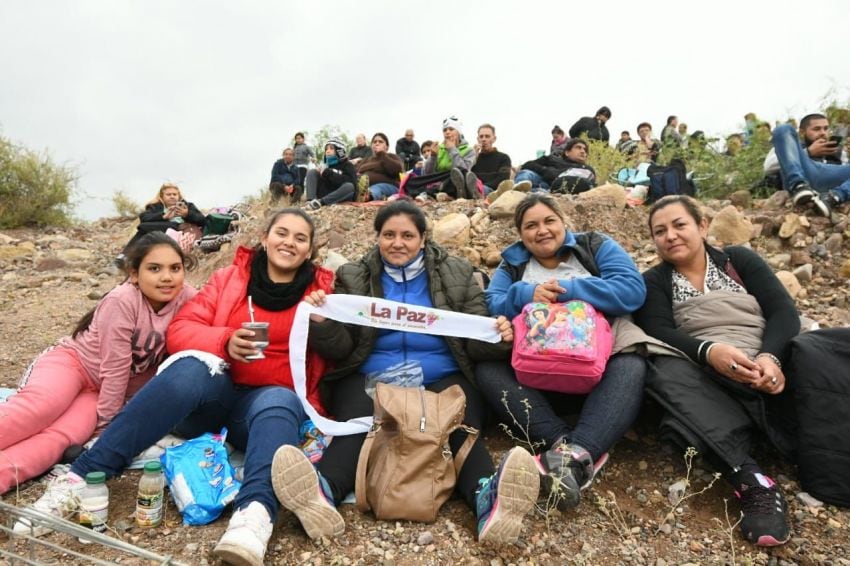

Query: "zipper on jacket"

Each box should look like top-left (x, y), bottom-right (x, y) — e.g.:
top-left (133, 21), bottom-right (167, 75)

top-left (418, 386), bottom-right (427, 432)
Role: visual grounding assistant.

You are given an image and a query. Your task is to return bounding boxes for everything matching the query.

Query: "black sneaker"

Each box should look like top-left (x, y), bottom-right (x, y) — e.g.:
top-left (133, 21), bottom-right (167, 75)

top-left (790, 182), bottom-right (817, 206)
top-left (735, 474), bottom-right (790, 546)
top-left (534, 443), bottom-right (607, 510)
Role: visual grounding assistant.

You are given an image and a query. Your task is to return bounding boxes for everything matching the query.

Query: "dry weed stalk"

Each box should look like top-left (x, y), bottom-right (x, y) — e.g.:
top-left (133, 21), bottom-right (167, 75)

top-left (655, 446), bottom-right (721, 535)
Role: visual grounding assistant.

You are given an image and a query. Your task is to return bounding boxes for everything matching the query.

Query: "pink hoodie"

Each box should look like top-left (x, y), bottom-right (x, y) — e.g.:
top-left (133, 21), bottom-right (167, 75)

top-left (58, 281), bottom-right (197, 426)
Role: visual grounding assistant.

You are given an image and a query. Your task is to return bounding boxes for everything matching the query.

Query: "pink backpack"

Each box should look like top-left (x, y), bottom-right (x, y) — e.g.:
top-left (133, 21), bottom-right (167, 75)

top-left (511, 301), bottom-right (613, 394)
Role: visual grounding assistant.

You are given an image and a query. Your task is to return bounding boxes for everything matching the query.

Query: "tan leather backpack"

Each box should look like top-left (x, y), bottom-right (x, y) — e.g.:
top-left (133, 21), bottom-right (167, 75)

top-left (355, 382), bottom-right (478, 522)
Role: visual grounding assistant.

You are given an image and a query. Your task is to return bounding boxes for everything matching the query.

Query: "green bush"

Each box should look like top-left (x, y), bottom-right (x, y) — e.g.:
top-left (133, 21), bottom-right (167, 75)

top-left (0, 134), bottom-right (77, 228)
top-left (111, 190), bottom-right (141, 218)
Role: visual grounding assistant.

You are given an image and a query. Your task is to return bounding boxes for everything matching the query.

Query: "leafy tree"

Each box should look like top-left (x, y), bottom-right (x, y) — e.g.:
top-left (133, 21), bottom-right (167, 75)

top-left (0, 133), bottom-right (77, 228)
top-left (307, 125), bottom-right (353, 158)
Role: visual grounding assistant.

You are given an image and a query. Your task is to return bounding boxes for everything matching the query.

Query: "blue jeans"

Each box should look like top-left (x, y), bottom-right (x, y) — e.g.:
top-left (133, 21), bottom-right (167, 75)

top-left (72, 358), bottom-right (305, 520)
top-left (475, 354), bottom-right (646, 461)
top-left (772, 124), bottom-right (850, 201)
top-left (514, 169), bottom-right (550, 190)
top-left (369, 182), bottom-right (399, 201)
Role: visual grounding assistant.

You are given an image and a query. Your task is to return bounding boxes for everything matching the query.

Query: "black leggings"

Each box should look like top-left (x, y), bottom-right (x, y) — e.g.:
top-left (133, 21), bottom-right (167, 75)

top-left (317, 372), bottom-right (494, 511)
top-left (404, 170), bottom-right (465, 198)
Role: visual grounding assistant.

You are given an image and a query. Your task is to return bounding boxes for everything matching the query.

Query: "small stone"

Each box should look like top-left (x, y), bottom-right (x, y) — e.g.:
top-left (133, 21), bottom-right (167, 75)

top-left (825, 233), bottom-right (843, 253)
top-left (184, 543), bottom-right (199, 553)
top-left (767, 254), bottom-right (791, 269)
top-left (417, 531), bottom-right (434, 546)
top-left (827, 518), bottom-right (842, 529)
top-left (668, 480), bottom-right (687, 505)
top-left (792, 264), bottom-right (813, 283)
top-left (659, 523), bottom-right (673, 535)
top-left (795, 492), bottom-right (822, 508)
top-left (638, 460), bottom-right (648, 471)
top-left (87, 290), bottom-right (103, 300)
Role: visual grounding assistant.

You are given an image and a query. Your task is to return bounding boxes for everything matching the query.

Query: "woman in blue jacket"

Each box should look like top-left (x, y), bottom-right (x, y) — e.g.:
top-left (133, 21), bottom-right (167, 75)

top-left (479, 193), bottom-right (647, 510)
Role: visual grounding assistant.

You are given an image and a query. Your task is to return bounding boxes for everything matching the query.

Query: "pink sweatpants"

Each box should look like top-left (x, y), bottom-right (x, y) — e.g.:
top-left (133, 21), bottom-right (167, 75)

top-left (0, 348), bottom-right (98, 494)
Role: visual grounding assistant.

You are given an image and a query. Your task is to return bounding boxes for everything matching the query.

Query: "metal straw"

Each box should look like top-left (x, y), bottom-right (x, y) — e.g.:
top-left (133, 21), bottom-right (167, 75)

top-left (248, 295), bottom-right (255, 323)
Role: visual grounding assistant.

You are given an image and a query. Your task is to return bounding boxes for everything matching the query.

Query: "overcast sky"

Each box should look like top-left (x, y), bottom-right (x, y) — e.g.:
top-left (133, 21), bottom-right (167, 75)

top-left (1, 1), bottom-right (848, 221)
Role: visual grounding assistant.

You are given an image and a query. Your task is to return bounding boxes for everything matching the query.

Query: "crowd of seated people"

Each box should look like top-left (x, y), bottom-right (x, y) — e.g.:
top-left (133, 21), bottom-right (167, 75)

top-left (8, 104), bottom-right (850, 566)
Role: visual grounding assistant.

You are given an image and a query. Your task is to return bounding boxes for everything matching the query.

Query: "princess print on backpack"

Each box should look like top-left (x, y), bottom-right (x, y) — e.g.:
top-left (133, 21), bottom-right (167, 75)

top-left (512, 300), bottom-right (613, 394)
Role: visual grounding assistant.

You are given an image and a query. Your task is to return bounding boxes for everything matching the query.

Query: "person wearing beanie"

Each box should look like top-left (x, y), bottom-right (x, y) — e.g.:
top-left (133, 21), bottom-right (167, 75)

top-left (403, 115), bottom-right (479, 200)
top-left (569, 106), bottom-right (612, 143)
top-left (304, 137), bottom-right (358, 210)
top-left (356, 132), bottom-right (404, 201)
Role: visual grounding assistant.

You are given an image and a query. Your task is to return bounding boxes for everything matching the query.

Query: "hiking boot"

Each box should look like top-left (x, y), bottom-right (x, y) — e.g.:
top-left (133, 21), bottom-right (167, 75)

top-left (535, 443), bottom-right (607, 510)
top-left (271, 445), bottom-right (344, 540)
top-left (476, 447), bottom-right (539, 544)
top-left (450, 168), bottom-right (466, 198)
top-left (356, 175), bottom-right (371, 202)
top-left (736, 474), bottom-right (790, 546)
top-left (13, 472), bottom-right (85, 537)
top-left (790, 183), bottom-right (817, 206)
top-left (213, 501), bottom-right (273, 566)
top-left (304, 199), bottom-right (322, 211)
top-left (465, 171), bottom-right (482, 199)
top-left (487, 179), bottom-right (515, 205)
top-left (513, 180), bottom-right (533, 193)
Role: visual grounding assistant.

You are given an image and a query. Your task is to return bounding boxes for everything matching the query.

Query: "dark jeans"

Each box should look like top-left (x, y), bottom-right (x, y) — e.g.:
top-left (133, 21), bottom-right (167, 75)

top-left (71, 358), bottom-right (305, 520)
top-left (317, 372), bottom-right (493, 511)
top-left (305, 169), bottom-right (355, 205)
top-left (475, 354), bottom-right (646, 462)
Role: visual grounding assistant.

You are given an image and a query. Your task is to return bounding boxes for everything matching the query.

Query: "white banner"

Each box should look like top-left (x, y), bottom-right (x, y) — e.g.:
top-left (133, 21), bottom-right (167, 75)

top-left (290, 294), bottom-right (501, 436)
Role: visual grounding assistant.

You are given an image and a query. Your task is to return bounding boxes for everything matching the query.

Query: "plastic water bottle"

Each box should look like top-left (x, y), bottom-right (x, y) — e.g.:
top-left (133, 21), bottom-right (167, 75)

top-left (78, 471), bottom-right (109, 540)
top-left (136, 461), bottom-right (165, 528)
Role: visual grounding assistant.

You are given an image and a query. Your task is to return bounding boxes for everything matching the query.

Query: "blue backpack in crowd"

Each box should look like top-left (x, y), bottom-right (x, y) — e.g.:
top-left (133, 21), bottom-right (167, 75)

top-left (646, 158), bottom-right (696, 202)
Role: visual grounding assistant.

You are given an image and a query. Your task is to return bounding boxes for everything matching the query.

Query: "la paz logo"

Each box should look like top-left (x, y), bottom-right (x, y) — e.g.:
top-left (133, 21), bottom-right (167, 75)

top-left (367, 302), bottom-right (440, 326)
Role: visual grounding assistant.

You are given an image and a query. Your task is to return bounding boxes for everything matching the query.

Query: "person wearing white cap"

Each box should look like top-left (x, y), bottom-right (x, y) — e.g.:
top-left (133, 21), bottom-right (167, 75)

top-left (403, 116), bottom-right (479, 201)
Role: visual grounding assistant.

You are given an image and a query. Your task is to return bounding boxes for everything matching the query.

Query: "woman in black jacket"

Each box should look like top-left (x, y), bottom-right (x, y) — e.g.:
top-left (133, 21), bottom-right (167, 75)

top-left (117, 183), bottom-right (206, 265)
top-left (635, 195), bottom-right (798, 548)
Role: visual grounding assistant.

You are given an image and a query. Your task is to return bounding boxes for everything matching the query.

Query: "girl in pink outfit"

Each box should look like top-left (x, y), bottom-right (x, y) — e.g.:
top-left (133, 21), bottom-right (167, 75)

top-left (0, 232), bottom-right (197, 494)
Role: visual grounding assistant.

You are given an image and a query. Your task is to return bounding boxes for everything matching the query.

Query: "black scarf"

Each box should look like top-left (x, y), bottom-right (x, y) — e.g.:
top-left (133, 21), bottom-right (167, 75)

top-left (247, 249), bottom-right (314, 311)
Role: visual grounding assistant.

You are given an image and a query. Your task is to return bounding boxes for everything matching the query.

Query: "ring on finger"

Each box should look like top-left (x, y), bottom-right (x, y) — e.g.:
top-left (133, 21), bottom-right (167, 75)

top-left (770, 376), bottom-right (778, 384)
top-left (730, 362), bottom-right (738, 371)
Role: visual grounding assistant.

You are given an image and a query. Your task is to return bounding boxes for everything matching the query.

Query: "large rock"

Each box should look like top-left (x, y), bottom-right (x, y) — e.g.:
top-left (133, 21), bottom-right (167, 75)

top-left (488, 191), bottom-right (526, 220)
top-left (774, 270), bottom-right (802, 298)
top-left (779, 213), bottom-right (802, 239)
top-left (576, 183), bottom-right (628, 209)
top-left (322, 250), bottom-right (349, 272)
top-left (729, 190), bottom-right (752, 209)
top-left (707, 205), bottom-right (754, 245)
top-left (432, 213), bottom-right (471, 247)
top-left (0, 245), bottom-right (33, 261)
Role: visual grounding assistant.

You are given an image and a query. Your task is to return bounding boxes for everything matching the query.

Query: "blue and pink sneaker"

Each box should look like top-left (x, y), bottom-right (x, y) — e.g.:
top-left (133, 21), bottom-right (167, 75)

top-left (475, 447), bottom-right (540, 544)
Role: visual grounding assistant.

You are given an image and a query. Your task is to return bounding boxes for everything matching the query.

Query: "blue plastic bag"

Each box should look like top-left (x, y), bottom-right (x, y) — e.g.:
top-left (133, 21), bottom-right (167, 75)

top-left (161, 428), bottom-right (241, 525)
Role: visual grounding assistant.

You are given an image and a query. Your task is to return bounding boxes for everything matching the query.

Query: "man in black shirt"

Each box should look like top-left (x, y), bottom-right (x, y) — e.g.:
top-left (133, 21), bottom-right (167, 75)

top-left (469, 123), bottom-right (512, 197)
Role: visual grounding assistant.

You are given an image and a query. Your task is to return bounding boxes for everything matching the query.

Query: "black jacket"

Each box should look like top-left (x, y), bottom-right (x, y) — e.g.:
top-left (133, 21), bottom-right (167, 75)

top-left (139, 201), bottom-right (206, 228)
top-left (569, 116), bottom-right (610, 143)
top-left (320, 160), bottom-right (357, 189)
top-left (471, 150), bottom-right (512, 188)
top-left (635, 245), bottom-right (800, 363)
top-left (519, 154), bottom-right (570, 185)
top-left (395, 138), bottom-right (421, 169)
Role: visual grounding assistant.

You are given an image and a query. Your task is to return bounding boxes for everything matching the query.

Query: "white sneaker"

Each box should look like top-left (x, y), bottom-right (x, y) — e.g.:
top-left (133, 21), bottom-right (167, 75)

top-left (513, 180), bottom-right (533, 192)
top-left (13, 472), bottom-right (85, 537)
top-left (213, 501), bottom-right (273, 566)
top-left (271, 445), bottom-right (344, 540)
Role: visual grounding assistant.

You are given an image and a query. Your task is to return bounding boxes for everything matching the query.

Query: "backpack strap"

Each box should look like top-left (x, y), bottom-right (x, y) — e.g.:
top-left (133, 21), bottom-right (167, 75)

top-left (452, 425), bottom-right (479, 479)
top-left (355, 427), bottom-right (378, 513)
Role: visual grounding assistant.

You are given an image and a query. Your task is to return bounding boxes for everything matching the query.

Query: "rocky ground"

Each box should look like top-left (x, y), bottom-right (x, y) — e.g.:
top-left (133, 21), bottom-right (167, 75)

top-left (1, 186), bottom-right (849, 565)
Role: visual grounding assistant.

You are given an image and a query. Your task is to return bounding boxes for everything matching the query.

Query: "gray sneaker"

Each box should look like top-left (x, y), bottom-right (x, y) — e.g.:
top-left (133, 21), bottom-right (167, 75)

top-left (450, 168), bottom-right (466, 198)
top-left (465, 171), bottom-right (482, 199)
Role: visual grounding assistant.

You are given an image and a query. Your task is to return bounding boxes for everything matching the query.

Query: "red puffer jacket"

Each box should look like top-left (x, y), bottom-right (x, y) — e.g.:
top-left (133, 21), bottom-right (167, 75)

top-left (167, 246), bottom-right (334, 414)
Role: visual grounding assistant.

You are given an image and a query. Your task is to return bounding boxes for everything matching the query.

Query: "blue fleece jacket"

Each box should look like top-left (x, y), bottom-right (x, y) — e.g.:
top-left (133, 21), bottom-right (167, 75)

top-left (486, 231), bottom-right (646, 319)
top-left (359, 259), bottom-right (460, 384)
